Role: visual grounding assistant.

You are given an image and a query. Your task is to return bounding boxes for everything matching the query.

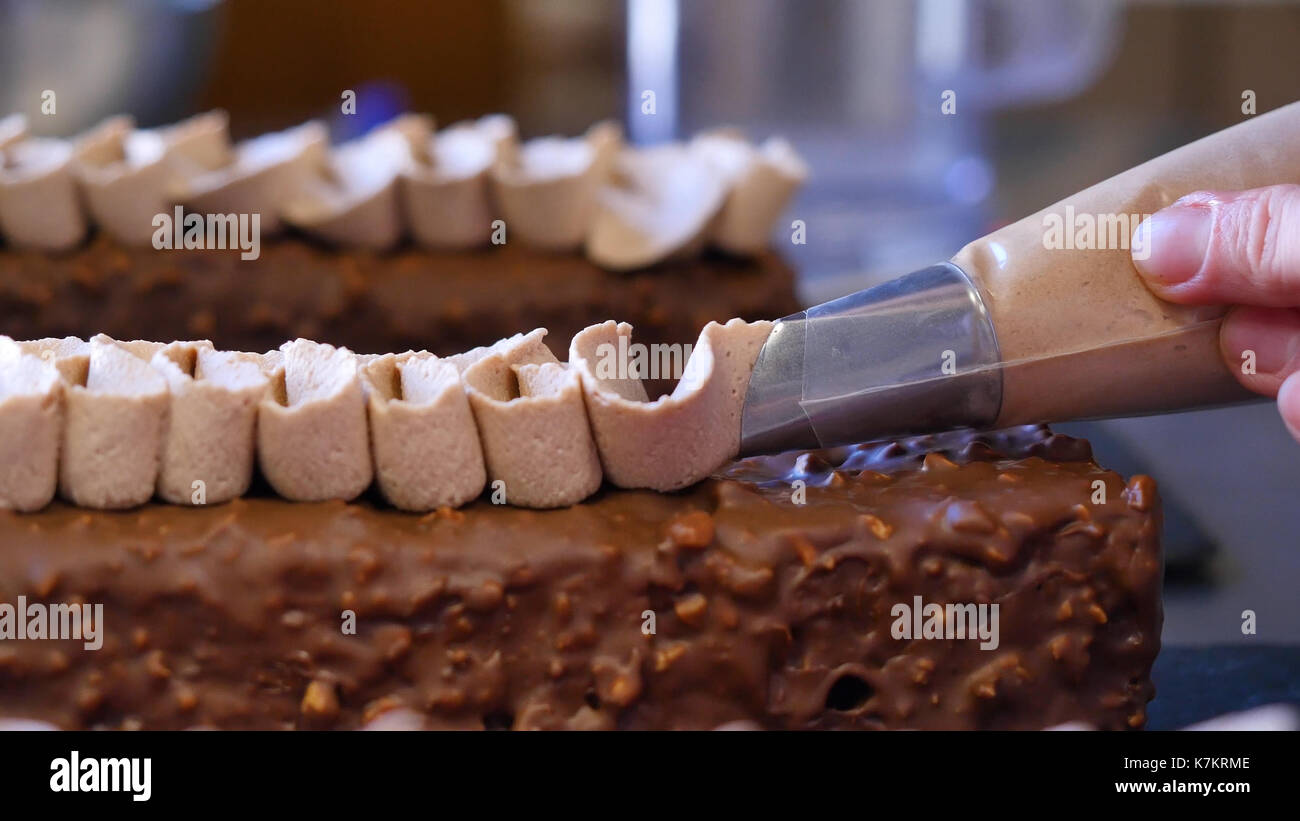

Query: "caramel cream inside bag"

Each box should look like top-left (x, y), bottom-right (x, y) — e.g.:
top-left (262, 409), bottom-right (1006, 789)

top-left (570, 319), bottom-right (772, 490)
top-left (953, 101), bottom-right (1300, 425)
top-left (363, 352), bottom-right (487, 511)
top-left (258, 339), bottom-right (373, 501)
top-left (0, 337), bottom-right (63, 511)
top-left (152, 344), bottom-right (269, 505)
top-left (59, 337), bottom-right (169, 509)
top-left (456, 330), bottom-right (602, 508)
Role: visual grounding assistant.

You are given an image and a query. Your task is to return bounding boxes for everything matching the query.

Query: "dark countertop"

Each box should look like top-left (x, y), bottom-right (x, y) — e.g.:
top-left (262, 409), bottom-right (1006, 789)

top-left (1148, 645), bottom-right (1300, 729)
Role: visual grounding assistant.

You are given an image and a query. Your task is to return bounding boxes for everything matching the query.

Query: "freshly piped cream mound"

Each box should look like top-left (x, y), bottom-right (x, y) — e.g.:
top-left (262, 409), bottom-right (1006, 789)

top-left (457, 330), bottom-right (603, 509)
top-left (177, 120), bottom-right (328, 235)
top-left (61, 337), bottom-right (170, 509)
top-left (363, 351), bottom-right (486, 511)
top-left (75, 112), bottom-right (231, 246)
top-left (0, 318), bottom-right (776, 512)
top-left (0, 336), bottom-right (63, 511)
top-left (401, 116), bottom-right (517, 249)
top-left (489, 126), bottom-right (613, 252)
top-left (258, 339), bottom-right (373, 502)
top-left (570, 319), bottom-right (772, 490)
top-left (0, 124), bottom-right (88, 250)
top-left (152, 344), bottom-right (269, 505)
top-left (281, 117), bottom-right (423, 250)
top-left (0, 108), bottom-right (804, 268)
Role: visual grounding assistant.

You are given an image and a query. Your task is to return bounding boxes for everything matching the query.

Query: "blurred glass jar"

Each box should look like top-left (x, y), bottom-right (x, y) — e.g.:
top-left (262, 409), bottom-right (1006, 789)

top-left (629, 0), bottom-right (1119, 298)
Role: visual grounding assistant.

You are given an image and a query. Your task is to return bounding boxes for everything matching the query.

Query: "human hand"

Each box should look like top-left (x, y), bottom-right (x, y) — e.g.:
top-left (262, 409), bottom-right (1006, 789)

top-left (1133, 185), bottom-right (1300, 441)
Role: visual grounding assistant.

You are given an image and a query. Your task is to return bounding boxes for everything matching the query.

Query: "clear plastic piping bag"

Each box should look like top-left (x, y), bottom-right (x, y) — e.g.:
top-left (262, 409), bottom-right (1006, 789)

top-left (741, 102), bottom-right (1300, 453)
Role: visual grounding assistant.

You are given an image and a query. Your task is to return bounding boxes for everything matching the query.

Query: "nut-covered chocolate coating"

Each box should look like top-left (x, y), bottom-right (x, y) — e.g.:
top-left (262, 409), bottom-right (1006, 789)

top-left (0, 425), bottom-right (1160, 730)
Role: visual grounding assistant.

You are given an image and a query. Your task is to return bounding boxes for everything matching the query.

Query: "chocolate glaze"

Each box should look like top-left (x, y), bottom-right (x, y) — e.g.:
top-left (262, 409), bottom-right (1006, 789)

top-left (0, 237), bottom-right (800, 357)
top-left (0, 425), bottom-right (1160, 730)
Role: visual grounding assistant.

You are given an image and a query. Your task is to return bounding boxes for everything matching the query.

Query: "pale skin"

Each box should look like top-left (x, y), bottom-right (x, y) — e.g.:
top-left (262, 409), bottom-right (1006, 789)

top-left (1133, 184), bottom-right (1300, 442)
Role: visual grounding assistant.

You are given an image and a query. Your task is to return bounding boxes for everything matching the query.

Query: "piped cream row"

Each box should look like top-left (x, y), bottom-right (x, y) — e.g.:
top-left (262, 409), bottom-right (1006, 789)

top-left (0, 111), bottom-right (805, 270)
top-left (0, 319), bottom-right (770, 513)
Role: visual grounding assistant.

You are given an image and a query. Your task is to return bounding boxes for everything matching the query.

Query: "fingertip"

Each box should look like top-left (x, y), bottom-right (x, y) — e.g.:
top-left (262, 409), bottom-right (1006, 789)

top-left (1131, 205), bottom-right (1211, 298)
top-left (1219, 305), bottom-right (1300, 395)
top-left (1276, 372), bottom-right (1300, 444)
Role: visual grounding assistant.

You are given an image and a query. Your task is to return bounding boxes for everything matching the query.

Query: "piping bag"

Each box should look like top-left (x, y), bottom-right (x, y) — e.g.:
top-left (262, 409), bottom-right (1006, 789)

top-left (740, 101), bottom-right (1300, 455)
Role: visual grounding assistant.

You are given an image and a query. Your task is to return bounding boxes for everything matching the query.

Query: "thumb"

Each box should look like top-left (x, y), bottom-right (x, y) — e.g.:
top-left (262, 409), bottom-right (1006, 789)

top-left (1132, 184), bottom-right (1300, 306)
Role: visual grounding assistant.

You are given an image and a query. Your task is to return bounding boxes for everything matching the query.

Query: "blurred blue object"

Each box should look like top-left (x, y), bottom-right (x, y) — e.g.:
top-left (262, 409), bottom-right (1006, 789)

top-left (329, 81), bottom-right (411, 141)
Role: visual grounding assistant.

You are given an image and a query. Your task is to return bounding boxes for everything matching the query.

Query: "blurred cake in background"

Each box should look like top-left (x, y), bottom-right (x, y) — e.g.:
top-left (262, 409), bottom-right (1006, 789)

top-left (0, 110), bottom-right (805, 356)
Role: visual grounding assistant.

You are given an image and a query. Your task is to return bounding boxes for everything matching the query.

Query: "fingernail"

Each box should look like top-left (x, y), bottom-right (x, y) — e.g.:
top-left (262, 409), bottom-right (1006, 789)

top-left (1221, 307), bottom-right (1300, 377)
top-left (1131, 205), bottom-right (1211, 286)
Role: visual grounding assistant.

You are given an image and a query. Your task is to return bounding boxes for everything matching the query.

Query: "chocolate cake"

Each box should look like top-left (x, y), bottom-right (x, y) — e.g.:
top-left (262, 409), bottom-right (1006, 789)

top-left (0, 237), bottom-right (799, 358)
top-left (0, 426), bottom-right (1161, 730)
top-left (0, 110), bottom-right (1163, 732)
top-left (0, 111), bottom-right (805, 356)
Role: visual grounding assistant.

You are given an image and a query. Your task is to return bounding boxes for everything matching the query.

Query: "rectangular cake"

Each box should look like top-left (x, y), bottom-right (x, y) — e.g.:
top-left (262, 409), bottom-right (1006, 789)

top-left (0, 426), bottom-right (1161, 730)
top-left (0, 110), bottom-right (1160, 731)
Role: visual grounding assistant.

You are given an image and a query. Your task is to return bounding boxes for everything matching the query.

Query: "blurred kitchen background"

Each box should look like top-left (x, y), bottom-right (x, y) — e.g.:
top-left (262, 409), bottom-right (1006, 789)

top-left (2, 0), bottom-right (1297, 680)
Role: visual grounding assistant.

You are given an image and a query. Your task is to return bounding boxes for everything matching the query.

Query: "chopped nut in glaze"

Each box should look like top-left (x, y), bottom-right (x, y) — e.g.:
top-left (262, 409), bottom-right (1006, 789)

top-left (258, 339), bottom-right (373, 501)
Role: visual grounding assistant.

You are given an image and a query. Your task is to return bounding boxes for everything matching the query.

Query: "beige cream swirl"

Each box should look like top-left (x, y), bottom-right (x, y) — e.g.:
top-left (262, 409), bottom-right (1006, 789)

top-left (0, 317), bottom-right (773, 512)
top-left (569, 319), bottom-right (772, 490)
top-left (0, 336), bottom-right (63, 511)
top-left (0, 110), bottom-right (803, 267)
